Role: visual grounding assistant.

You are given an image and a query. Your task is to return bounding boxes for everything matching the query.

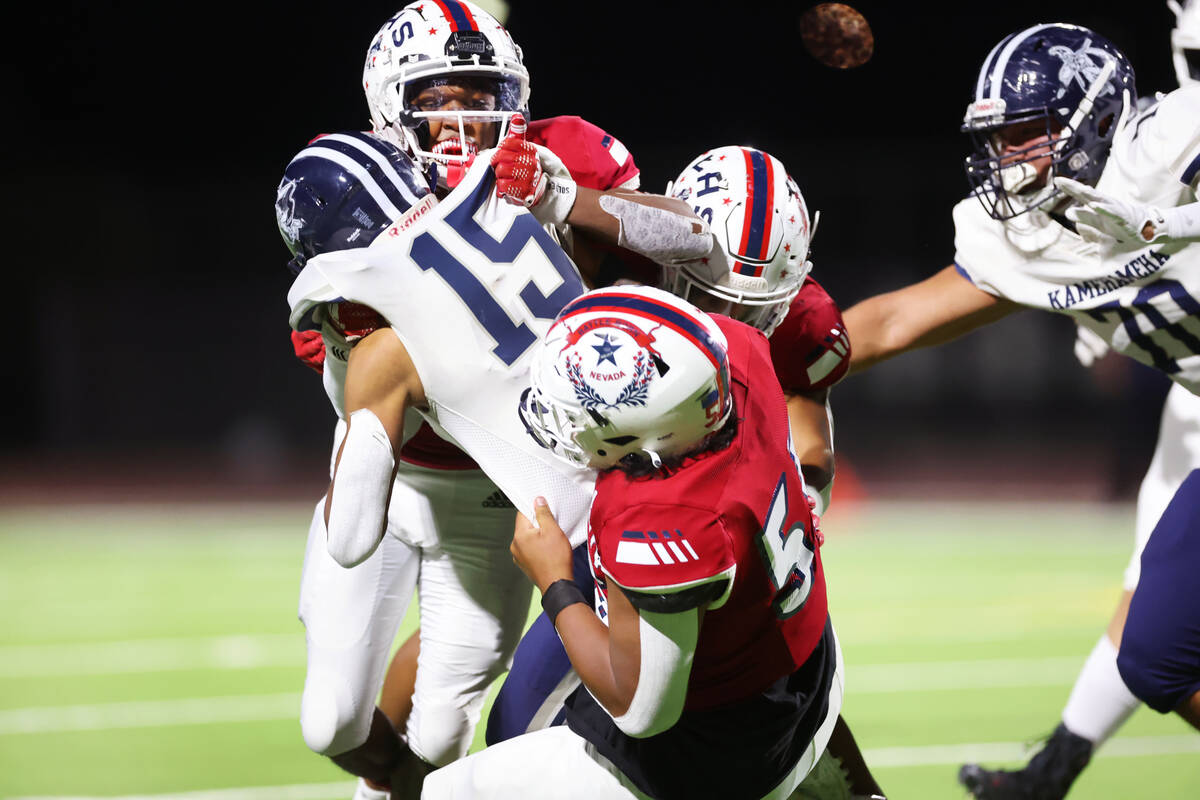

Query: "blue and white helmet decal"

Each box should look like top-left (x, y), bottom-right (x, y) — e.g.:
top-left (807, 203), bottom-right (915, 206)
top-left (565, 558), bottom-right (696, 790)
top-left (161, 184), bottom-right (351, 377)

top-left (961, 23), bottom-right (1136, 220)
top-left (275, 130), bottom-right (434, 274)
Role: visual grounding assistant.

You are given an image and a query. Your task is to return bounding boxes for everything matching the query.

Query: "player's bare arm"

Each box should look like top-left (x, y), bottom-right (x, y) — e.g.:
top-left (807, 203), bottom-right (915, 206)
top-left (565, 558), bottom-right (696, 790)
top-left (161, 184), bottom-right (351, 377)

top-left (843, 265), bottom-right (1021, 373)
top-left (493, 117), bottom-right (710, 265)
top-left (786, 389), bottom-right (835, 498)
top-left (511, 499), bottom-right (638, 717)
top-left (512, 498), bottom-right (699, 729)
top-left (324, 326), bottom-right (427, 567)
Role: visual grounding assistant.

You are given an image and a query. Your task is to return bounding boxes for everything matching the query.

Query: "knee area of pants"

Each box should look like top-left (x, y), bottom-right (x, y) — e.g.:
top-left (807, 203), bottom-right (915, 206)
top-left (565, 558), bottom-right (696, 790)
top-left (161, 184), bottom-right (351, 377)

top-left (409, 707), bottom-right (472, 767)
top-left (301, 685), bottom-right (366, 756)
top-left (1117, 642), bottom-right (1173, 710)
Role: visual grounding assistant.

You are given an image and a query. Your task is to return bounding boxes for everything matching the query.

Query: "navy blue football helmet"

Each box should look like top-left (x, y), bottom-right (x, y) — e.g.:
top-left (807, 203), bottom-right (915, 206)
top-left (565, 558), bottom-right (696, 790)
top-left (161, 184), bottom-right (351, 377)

top-left (275, 131), bottom-right (435, 274)
top-left (962, 23), bottom-right (1136, 220)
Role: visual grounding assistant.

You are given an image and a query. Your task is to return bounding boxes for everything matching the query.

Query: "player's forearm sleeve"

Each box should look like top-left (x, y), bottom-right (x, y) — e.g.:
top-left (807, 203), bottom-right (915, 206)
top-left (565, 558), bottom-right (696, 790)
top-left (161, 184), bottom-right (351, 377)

top-left (325, 408), bottom-right (394, 568)
top-left (597, 194), bottom-right (712, 262)
top-left (611, 607), bottom-right (698, 738)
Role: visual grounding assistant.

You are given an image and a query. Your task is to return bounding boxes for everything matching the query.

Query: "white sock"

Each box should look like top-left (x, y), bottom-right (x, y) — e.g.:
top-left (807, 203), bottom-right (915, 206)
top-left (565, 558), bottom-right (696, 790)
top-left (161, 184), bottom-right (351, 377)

top-left (352, 778), bottom-right (390, 800)
top-left (1060, 634), bottom-right (1140, 745)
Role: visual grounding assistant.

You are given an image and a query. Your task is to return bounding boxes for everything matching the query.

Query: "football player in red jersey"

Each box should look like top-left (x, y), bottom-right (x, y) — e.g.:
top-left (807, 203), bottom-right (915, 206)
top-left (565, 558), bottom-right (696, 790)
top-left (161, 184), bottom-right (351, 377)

top-left (420, 285), bottom-right (842, 800)
top-left (483, 145), bottom-right (884, 798)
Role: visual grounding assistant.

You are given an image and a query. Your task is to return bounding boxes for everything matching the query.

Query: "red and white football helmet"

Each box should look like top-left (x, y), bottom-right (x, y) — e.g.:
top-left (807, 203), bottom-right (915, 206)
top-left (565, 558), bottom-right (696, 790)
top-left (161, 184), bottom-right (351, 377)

top-left (362, 0), bottom-right (530, 167)
top-left (663, 146), bottom-right (817, 336)
top-left (1170, 0), bottom-right (1200, 86)
top-left (520, 286), bottom-right (733, 470)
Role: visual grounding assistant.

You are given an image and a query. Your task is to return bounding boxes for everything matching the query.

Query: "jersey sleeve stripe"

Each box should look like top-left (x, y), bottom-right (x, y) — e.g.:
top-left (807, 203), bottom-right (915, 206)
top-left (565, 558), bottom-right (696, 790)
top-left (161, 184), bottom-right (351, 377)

top-left (1176, 142), bottom-right (1200, 187)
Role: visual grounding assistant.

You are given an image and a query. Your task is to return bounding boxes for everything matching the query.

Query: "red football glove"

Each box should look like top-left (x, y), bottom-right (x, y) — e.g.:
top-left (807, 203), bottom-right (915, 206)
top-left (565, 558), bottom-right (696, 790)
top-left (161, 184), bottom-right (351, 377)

top-left (492, 114), bottom-right (546, 208)
top-left (291, 329), bottom-right (326, 375)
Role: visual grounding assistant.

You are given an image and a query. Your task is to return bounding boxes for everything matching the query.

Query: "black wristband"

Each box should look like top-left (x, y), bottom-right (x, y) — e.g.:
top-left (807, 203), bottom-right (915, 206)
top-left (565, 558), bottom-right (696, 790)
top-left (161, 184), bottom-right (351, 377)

top-left (540, 579), bottom-right (587, 625)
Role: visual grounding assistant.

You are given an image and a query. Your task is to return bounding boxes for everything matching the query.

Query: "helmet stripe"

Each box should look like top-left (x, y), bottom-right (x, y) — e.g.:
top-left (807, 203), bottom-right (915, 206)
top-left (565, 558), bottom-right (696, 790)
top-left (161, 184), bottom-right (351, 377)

top-left (560, 292), bottom-right (728, 373)
top-left (288, 145), bottom-right (409, 222)
top-left (734, 148), bottom-right (772, 278)
top-left (432, 0), bottom-right (479, 32)
top-left (986, 23), bottom-right (1057, 100)
top-left (319, 133), bottom-right (429, 206)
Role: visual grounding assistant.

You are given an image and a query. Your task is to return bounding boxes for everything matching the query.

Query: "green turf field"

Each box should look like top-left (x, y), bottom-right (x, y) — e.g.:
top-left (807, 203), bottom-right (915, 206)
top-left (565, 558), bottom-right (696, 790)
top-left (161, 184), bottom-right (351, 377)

top-left (1, 501), bottom-right (1197, 799)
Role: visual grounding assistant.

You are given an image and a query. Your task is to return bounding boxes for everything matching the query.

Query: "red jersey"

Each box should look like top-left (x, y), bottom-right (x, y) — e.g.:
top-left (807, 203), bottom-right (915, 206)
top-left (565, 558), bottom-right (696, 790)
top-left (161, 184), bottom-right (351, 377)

top-left (397, 116), bottom-right (640, 469)
top-left (768, 277), bottom-right (851, 394)
top-left (587, 316), bottom-right (828, 710)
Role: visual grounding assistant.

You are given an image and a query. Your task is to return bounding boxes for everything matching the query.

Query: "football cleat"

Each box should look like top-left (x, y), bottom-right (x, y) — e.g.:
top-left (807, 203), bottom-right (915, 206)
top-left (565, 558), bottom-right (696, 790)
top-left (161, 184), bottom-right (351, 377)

top-left (958, 724), bottom-right (1093, 800)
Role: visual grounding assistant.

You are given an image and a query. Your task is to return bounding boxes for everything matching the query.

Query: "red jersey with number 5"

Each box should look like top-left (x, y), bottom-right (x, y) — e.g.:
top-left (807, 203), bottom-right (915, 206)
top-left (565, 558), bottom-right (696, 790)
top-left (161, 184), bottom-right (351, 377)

top-left (587, 315), bottom-right (827, 710)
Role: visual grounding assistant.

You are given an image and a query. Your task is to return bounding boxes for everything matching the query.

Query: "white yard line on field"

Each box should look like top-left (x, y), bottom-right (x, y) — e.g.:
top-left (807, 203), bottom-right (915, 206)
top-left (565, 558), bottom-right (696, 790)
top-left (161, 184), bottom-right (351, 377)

top-left (0, 693), bottom-right (299, 734)
top-left (863, 733), bottom-right (1200, 767)
top-left (8, 782), bottom-right (355, 800)
top-left (0, 634), bottom-right (302, 678)
top-left (850, 655), bottom-right (1087, 692)
top-left (0, 655), bottom-right (1099, 736)
top-left (10, 735), bottom-right (1200, 799)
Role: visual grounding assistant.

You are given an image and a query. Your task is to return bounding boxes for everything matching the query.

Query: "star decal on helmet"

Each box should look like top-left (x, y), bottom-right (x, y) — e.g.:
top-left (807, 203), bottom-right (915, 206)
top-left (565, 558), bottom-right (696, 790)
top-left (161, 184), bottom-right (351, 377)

top-left (592, 333), bottom-right (622, 366)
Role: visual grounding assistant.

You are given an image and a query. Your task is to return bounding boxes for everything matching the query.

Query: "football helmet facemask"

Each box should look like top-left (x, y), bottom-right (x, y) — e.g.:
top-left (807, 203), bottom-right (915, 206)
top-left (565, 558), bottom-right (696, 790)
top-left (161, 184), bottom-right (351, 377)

top-left (363, 0), bottom-right (530, 169)
top-left (520, 286), bottom-right (733, 471)
top-left (962, 23), bottom-right (1136, 220)
top-left (662, 146), bottom-right (815, 337)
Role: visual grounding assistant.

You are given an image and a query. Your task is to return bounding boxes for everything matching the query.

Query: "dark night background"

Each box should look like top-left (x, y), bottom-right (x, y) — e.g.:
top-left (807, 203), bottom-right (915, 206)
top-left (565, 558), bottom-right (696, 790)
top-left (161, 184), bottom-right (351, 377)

top-left (5, 1), bottom-right (1179, 500)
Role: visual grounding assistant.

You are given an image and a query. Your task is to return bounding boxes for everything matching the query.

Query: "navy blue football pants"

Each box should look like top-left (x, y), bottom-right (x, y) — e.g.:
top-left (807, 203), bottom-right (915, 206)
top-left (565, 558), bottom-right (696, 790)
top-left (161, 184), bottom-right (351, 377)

top-left (1118, 468), bottom-right (1200, 713)
top-left (485, 544), bottom-right (592, 744)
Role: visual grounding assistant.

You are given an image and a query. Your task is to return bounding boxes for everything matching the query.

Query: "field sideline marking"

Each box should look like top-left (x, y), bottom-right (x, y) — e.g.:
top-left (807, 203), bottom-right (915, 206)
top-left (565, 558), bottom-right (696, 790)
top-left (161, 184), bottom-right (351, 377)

top-left (10, 735), bottom-right (1200, 799)
top-left (863, 733), bottom-right (1200, 766)
top-left (0, 693), bottom-right (300, 734)
top-left (0, 656), bottom-right (1104, 736)
top-left (1, 636), bottom-right (1094, 686)
top-left (0, 635), bottom-right (302, 678)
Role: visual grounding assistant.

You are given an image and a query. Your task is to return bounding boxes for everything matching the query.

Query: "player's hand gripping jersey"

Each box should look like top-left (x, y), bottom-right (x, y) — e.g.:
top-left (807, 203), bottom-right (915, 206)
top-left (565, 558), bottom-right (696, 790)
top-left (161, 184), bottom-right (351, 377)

top-left (567, 315), bottom-right (834, 800)
top-left (289, 156), bottom-right (595, 543)
top-left (954, 85), bottom-right (1200, 392)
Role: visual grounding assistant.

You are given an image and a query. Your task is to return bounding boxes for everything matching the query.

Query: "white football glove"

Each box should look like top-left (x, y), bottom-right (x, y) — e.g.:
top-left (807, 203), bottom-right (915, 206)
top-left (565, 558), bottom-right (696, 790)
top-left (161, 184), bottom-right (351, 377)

top-left (1073, 323), bottom-right (1111, 368)
top-left (1055, 177), bottom-right (1156, 247)
top-left (528, 142), bottom-right (577, 227)
top-left (1055, 177), bottom-right (1200, 249)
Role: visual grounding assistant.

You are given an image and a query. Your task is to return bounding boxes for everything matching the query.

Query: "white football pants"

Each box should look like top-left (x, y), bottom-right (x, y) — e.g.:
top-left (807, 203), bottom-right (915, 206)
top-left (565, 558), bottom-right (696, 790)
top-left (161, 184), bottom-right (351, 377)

top-left (422, 627), bottom-right (845, 800)
top-left (299, 457), bottom-right (530, 766)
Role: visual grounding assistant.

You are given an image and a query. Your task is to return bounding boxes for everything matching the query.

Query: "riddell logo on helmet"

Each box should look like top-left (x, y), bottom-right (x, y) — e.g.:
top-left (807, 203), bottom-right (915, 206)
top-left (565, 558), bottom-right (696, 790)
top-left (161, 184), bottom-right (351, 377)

top-left (386, 195), bottom-right (437, 237)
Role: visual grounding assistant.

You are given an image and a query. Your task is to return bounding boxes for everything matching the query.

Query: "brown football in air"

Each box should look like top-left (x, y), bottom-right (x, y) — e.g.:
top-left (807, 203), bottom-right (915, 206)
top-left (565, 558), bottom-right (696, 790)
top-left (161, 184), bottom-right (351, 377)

top-left (799, 3), bottom-right (874, 69)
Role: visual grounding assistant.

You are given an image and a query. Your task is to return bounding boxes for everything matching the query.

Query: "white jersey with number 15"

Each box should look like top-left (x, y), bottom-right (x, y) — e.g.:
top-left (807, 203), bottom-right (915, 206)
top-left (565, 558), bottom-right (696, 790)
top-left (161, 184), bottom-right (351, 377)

top-left (288, 156), bottom-right (595, 545)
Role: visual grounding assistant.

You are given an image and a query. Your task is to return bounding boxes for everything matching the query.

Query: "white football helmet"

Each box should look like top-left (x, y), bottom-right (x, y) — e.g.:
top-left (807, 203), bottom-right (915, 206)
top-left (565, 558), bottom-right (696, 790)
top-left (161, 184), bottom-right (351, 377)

top-left (520, 286), bottom-right (733, 470)
top-left (363, 0), bottom-right (530, 166)
top-left (663, 146), bottom-right (816, 336)
top-left (1170, 0), bottom-right (1200, 86)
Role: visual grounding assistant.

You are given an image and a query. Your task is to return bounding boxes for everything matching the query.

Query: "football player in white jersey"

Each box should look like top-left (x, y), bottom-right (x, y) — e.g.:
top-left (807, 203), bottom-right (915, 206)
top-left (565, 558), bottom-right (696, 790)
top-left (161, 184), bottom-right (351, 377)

top-left (286, 116), bottom-right (709, 797)
top-left (284, 4), bottom-right (715, 798)
top-left (839, 21), bottom-right (1200, 800)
